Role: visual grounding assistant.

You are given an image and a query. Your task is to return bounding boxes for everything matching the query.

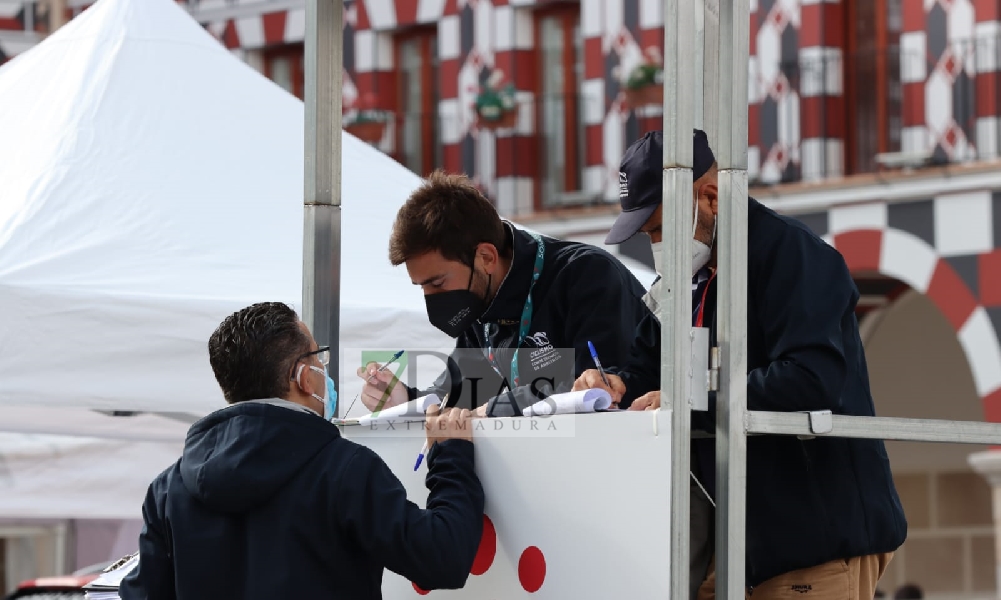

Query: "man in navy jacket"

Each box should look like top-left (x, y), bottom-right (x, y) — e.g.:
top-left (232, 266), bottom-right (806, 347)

top-left (357, 170), bottom-right (650, 418)
top-left (576, 131), bottom-right (907, 597)
top-left (120, 302), bottom-right (484, 599)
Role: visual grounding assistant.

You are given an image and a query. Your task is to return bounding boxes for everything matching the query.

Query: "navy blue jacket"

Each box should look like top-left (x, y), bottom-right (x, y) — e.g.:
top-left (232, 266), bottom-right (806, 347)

top-left (119, 401), bottom-right (484, 599)
top-left (616, 198), bottom-right (907, 587)
top-left (409, 223), bottom-right (650, 416)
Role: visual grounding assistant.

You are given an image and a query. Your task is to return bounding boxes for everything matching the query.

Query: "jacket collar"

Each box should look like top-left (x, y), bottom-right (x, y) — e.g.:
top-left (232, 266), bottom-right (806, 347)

top-left (479, 222), bottom-right (541, 325)
top-left (244, 397), bottom-right (320, 417)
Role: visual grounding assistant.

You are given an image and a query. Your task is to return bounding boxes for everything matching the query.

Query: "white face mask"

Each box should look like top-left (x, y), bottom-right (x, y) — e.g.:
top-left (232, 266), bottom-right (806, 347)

top-left (651, 241), bottom-right (664, 276)
top-left (649, 196), bottom-right (717, 277)
top-left (691, 193), bottom-right (716, 276)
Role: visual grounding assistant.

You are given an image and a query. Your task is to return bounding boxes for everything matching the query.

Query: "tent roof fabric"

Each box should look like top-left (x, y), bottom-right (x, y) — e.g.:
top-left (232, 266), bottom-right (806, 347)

top-left (0, 0), bottom-right (653, 422)
top-left (0, 0), bottom-right (452, 417)
top-left (0, 0), bottom-right (652, 520)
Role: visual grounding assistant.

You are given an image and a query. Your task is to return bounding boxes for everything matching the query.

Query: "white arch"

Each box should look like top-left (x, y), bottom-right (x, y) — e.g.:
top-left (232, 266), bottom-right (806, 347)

top-left (839, 227), bottom-right (1001, 401)
top-left (878, 229), bottom-right (939, 295)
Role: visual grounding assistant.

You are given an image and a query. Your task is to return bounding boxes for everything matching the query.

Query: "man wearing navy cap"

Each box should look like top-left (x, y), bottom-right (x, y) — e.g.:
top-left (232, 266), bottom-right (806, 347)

top-left (576, 130), bottom-right (907, 598)
top-left (603, 129), bottom-right (718, 600)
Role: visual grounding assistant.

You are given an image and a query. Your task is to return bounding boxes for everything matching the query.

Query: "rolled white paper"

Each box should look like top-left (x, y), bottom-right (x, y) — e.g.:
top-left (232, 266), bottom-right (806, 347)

top-left (521, 389), bottom-right (613, 417)
top-left (353, 394), bottom-right (441, 426)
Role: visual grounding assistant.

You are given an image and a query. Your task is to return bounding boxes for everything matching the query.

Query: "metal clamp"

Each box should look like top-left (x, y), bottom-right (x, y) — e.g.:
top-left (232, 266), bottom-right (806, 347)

top-left (691, 328), bottom-right (712, 411)
top-left (796, 410), bottom-right (834, 440)
top-left (708, 347), bottom-right (720, 392)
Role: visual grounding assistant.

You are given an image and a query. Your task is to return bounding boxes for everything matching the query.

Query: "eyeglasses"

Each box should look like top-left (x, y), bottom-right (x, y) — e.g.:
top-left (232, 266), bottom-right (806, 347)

top-left (307, 346), bottom-right (330, 366)
top-left (289, 346), bottom-right (330, 380)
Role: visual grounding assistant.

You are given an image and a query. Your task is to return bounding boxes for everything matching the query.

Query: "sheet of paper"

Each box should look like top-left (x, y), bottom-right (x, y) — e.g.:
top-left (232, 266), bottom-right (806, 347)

top-left (335, 394), bottom-right (441, 426)
top-left (521, 389), bottom-right (612, 417)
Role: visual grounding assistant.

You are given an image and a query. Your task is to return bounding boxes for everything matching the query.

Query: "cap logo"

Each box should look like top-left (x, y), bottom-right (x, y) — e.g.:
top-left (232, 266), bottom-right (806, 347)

top-left (618, 172), bottom-right (629, 199)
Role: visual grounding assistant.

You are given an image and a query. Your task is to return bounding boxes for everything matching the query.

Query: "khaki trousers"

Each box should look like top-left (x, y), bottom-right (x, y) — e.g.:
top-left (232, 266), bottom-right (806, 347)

top-left (688, 477), bottom-right (714, 600)
top-left (697, 552), bottom-right (893, 599)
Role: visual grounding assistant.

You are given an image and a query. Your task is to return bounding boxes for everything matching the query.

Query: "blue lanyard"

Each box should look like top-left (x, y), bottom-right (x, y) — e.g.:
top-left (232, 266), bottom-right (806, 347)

top-left (483, 232), bottom-right (545, 387)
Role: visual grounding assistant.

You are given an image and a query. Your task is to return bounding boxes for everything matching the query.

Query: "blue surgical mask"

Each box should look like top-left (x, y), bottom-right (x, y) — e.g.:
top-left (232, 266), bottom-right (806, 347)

top-left (324, 375), bottom-right (337, 421)
top-left (297, 364), bottom-right (337, 421)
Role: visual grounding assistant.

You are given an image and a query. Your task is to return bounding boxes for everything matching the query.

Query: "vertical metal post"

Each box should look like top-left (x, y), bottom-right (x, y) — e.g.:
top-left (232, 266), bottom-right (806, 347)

top-left (700, 1), bottom-right (721, 150)
top-left (52, 522), bottom-right (67, 577)
top-left (662, 1), bottom-right (696, 598)
top-left (304, 0), bottom-right (343, 402)
top-left (694, 3), bottom-right (704, 130)
top-left (24, 0), bottom-right (33, 33)
top-left (714, 0), bottom-right (750, 598)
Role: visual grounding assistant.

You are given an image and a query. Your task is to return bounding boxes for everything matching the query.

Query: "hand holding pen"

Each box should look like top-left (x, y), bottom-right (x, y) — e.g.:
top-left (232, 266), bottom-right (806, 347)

top-left (351, 350), bottom-right (408, 414)
top-left (578, 341), bottom-right (625, 406)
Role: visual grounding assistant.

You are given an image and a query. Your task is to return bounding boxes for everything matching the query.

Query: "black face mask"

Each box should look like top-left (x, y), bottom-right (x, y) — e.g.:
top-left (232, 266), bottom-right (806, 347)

top-left (425, 268), bottom-right (491, 338)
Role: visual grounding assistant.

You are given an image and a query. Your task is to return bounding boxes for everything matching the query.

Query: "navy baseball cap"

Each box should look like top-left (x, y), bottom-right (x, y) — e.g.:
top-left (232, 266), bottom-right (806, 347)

top-left (605, 129), bottom-right (716, 245)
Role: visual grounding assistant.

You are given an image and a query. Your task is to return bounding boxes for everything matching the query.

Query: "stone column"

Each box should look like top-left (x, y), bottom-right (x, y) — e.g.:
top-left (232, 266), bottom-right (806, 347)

top-left (42, 0), bottom-right (68, 34)
top-left (968, 449), bottom-right (1001, 598)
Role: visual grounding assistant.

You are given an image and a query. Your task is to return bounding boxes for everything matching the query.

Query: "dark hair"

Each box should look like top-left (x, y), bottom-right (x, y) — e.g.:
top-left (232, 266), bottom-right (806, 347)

top-left (207, 302), bottom-right (311, 403)
top-left (894, 584), bottom-right (924, 599)
top-left (389, 170), bottom-right (507, 266)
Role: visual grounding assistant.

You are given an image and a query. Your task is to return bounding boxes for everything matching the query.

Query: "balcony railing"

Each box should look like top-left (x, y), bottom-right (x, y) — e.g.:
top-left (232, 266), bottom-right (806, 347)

top-left (348, 35), bottom-right (1001, 200)
top-left (768, 33), bottom-right (1001, 184)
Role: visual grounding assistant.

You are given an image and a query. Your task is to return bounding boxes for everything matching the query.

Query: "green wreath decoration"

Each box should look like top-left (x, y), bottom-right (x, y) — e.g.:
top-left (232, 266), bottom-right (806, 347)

top-left (344, 109), bottom-right (389, 126)
top-left (475, 83), bottom-right (517, 122)
top-left (625, 63), bottom-right (664, 91)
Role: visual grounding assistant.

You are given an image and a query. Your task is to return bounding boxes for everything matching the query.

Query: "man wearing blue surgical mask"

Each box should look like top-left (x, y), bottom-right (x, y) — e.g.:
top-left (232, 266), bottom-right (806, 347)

top-left (576, 130), bottom-right (907, 599)
top-left (121, 302), bottom-right (484, 600)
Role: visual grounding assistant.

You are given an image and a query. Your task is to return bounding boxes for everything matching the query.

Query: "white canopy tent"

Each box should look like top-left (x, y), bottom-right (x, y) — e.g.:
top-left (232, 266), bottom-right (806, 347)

top-left (0, 0), bottom-right (457, 518)
top-left (0, 0), bottom-right (653, 519)
top-left (0, 0), bottom-right (457, 424)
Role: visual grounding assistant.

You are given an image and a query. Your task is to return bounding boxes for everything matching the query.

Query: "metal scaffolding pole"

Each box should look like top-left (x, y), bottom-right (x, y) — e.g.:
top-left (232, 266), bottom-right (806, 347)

top-left (304, 0), bottom-right (343, 402)
top-left (714, 0), bottom-right (750, 597)
top-left (696, 2), bottom-right (720, 144)
top-left (662, 1), bottom-right (696, 598)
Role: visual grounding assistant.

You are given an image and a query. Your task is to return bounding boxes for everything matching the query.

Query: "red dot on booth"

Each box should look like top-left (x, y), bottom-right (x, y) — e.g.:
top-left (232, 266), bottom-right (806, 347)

top-left (470, 515), bottom-right (497, 576)
top-left (518, 546), bottom-right (546, 593)
top-left (412, 582), bottom-right (429, 595)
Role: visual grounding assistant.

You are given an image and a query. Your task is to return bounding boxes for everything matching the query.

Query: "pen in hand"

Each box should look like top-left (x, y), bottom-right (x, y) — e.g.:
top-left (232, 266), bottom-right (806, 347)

top-left (587, 340), bottom-right (611, 387)
top-left (414, 393), bottom-right (450, 471)
top-left (377, 350), bottom-right (405, 373)
top-left (345, 350), bottom-right (405, 417)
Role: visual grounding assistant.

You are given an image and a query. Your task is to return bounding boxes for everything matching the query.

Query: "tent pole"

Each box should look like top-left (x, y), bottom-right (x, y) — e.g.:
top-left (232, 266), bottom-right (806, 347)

top-left (714, 0), bottom-right (750, 598)
top-left (662, 1), bottom-right (696, 598)
top-left (304, 0), bottom-right (343, 405)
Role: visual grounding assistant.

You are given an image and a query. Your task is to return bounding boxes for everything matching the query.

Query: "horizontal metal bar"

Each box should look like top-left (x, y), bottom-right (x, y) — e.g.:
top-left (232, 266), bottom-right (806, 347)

top-left (745, 410), bottom-right (1001, 445)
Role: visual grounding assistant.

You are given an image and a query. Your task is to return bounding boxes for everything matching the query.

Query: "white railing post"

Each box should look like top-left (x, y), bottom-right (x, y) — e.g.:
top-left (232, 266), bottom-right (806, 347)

top-left (714, 0), bottom-right (750, 598)
top-left (662, 1), bottom-right (696, 598)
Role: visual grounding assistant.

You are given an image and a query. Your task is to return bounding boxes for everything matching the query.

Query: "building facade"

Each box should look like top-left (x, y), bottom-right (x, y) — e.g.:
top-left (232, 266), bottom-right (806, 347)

top-left (3, 0), bottom-right (1001, 597)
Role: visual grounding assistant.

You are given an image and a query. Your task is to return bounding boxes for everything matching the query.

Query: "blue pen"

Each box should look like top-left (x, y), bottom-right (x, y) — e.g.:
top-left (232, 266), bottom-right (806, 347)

top-left (587, 340), bottom-right (611, 387)
top-left (378, 350), bottom-right (405, 373)
top-left (414, 393), bottom-right (450, 471)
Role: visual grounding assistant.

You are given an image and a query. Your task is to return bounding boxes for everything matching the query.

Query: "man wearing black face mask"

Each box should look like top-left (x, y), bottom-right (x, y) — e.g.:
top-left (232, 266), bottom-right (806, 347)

top-left (575, 130), bottom-right (907, 598)
top-left (357, 170), bottom-right (650, 418)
